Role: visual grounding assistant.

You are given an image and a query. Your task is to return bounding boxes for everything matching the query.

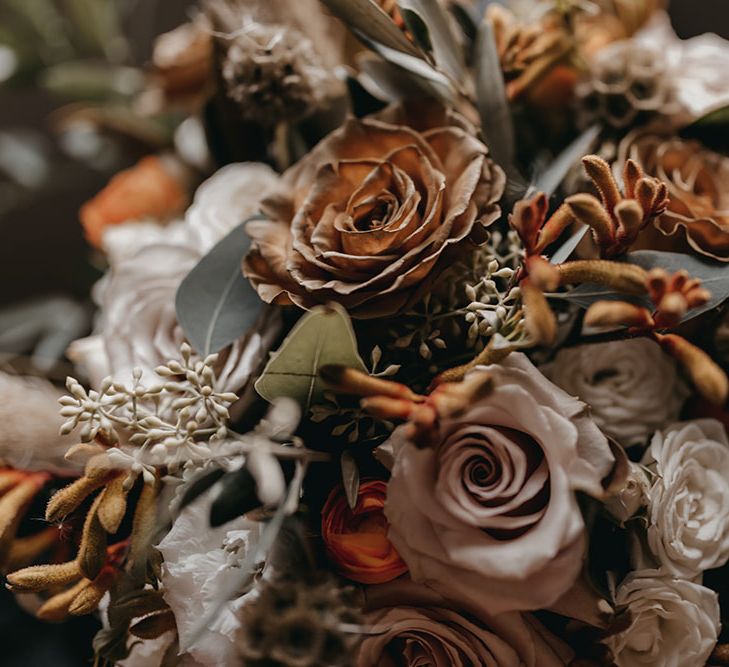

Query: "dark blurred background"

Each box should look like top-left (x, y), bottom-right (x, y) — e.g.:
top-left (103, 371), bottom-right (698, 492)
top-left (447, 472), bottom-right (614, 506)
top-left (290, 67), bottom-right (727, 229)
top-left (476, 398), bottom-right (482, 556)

top-left (0, 0), bottom-right (727, 665)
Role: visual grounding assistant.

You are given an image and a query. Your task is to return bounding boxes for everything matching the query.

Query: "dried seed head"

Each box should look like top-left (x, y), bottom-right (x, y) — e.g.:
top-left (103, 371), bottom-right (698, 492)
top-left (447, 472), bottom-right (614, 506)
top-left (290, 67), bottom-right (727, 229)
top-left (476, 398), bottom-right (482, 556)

top-left (210, 15), bottom-right (334, 125)
top-left (76, 493), bottom-right (108, 580)
top-left (577, 41), bottom-right (677, 129)
top-left (557, 259), bottom-right (649, 294)
top-left (68, 567), bottom-right (117, 616)
top-left (584, 301), bottom-right (654, 329)
top-left (45, 474), bottom-right (109, 524)
top-left (521, 280), bottom-right (557, 346)
top-left (36, 579), bottom-right (89, 622)
top-left (658, 333), bottom-right (729, 406)
top-left (6, 559), bottom-right (81, 592)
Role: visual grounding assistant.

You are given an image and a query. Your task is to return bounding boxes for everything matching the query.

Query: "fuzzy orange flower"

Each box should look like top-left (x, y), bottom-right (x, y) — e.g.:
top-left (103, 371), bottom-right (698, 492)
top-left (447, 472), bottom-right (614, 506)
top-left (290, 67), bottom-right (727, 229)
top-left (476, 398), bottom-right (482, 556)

top-left (321, 480), bottom-right (407, 585)
top-left (79, 155), bottom-right (188, 248)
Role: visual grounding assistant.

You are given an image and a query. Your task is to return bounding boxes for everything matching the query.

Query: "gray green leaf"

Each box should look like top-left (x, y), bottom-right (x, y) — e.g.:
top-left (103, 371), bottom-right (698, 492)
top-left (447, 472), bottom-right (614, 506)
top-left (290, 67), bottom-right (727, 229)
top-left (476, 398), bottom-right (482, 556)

top-left (255, 304), bottom-right (367, 411)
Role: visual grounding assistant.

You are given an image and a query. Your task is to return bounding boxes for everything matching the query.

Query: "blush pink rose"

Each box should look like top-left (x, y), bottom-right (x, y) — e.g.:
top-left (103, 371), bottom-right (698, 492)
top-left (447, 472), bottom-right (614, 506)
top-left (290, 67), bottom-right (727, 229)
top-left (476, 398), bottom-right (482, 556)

top-left (358, 578), bottom-right (573, 667)
top-left (384, 353), bottom-right (614, 616)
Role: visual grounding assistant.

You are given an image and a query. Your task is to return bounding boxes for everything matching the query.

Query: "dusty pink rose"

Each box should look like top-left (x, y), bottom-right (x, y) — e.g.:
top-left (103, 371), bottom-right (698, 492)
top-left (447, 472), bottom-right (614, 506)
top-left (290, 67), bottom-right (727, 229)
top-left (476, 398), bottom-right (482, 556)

top-left (358, 578), bottom-right (572, 666)
top-left (384, 353), bottom-right (614, 615)
top-left (243, 105), bottom-right (505, 318)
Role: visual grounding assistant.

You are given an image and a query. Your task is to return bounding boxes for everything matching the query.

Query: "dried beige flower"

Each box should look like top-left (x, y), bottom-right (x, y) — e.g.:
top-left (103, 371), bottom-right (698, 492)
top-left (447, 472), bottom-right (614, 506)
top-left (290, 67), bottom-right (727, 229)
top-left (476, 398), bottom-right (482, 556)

top-left (244, 105), bottom-right (505, 318)
top-left (616, 131), bottom-right (729, 262)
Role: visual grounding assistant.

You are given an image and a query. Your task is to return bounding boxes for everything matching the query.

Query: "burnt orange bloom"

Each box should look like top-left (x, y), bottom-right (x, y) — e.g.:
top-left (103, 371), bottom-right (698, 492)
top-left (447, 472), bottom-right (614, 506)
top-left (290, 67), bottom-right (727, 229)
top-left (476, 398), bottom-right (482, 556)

top-left (321, 479), bottom-right (407, 585)
top-left (80, 155), bottom-right (188, 248)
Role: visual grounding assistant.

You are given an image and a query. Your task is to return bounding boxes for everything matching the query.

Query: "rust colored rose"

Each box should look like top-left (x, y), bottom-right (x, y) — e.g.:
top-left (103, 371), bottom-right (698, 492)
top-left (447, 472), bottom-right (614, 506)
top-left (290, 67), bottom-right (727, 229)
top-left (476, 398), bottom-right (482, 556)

top-left (80, 155), bottom-right (188, 248)
top-left (617, 131), bottom-right (729, 261)
top-left (243, 106), bottom-right (505, 318)
top-left (321, 479), bottom-right (408, 585)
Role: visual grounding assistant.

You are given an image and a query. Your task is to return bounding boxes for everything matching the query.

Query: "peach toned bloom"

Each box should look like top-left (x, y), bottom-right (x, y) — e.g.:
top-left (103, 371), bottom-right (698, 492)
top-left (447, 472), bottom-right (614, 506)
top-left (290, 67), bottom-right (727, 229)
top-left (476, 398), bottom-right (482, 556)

top-left (322, 479), bottom-right (407, 584)
top-left (80, 155), bottom-right (188, 248)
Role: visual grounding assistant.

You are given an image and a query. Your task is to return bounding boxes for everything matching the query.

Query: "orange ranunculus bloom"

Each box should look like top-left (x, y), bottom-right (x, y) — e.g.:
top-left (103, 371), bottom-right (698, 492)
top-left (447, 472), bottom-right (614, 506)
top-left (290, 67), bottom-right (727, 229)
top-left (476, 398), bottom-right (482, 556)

top-left (321, 479), bottom-right (407, 585)
top-left (79, 155), bottom-right (188, 248)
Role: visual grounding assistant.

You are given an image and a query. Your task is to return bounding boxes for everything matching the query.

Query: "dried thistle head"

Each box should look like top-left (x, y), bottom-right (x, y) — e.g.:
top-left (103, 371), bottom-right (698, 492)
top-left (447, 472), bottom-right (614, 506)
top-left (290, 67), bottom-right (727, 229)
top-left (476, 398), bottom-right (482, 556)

top-left (567, 155), bottom-right (668, 258)
top-left (206, 1), bottom-right (338, 125)
top-left (236, 572), bottom-right (362, 667)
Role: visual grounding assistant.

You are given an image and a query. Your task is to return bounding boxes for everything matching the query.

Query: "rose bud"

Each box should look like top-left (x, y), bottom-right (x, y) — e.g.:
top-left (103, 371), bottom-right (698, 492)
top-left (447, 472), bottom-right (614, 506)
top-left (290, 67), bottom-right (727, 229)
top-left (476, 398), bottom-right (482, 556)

top-left (321, 480), bottom-right (407, 585)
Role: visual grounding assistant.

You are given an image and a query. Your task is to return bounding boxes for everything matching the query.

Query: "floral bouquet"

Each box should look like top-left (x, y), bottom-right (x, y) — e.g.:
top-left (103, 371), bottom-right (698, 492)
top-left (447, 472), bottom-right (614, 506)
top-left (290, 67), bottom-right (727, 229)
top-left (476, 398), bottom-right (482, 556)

top-left (3, 0), bottom-right (729, 665)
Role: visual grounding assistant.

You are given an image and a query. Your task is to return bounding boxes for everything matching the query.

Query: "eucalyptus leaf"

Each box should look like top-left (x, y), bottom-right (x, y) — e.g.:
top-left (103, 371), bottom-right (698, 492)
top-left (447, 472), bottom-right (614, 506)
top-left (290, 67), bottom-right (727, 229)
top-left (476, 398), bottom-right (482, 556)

top-left (474, 18), bottom-right (514, 168)
top-left (627, 250), bottom-right (729, 320)
top-left (178, 467), bottom-right (225, 511)
top-left (535, 124), bottom-right (601, 197)
top-left (209, 467), bottom-right (260, 527)
top-left (340, 451), bottom-right (360, 510)
top-left (550, 225), bottom-right (589, 265)
top-left (255, 304), bottom-right (367, 411)
top-left (175, 217), bottom-right (264, 356)
top-left (318, 0), bottom-right (423, 57)
top-left (680, 104), bottom-right (729, 154)
top-left (557, 251), bottom-right (729, 322)
top-left (399, 0), bottom-right (466, 83)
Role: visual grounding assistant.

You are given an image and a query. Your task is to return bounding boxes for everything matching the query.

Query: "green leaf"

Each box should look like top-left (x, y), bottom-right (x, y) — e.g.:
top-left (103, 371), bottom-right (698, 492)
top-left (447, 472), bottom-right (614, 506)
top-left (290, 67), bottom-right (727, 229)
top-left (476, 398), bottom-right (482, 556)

top-left (399, 0), bottom-right (466, 83)
top-left (474, 18), bottom-right (514, 169)
top-left (549, 225), bottom-right (589, 265)
top-left (255, 304), bottom-right (367, 411)
top-left (318, 0), bottom-right (423, 57)
top-left (340, 451), bottom-right (360, 510)
top-left (175, 217), bottom-right (264, 356)
top-left (558, 251), bottom-right (729, 321)
top-left (209, 468), bottom-right (260, 527)
top-left (178, 467), bottom-right (226, 510)
top-left (680, 105), bottom-right (729, 154)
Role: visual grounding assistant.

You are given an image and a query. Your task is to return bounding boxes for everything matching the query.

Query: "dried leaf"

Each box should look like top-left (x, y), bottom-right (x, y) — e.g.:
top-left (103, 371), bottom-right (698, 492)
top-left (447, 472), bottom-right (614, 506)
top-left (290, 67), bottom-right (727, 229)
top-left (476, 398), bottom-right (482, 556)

top-left (175, 218), bottom-right (264, 356)
top-left (255, 304), bottom-right (367, 411)
top-left (399, 0), bottom-right (466, 83)
top-left (474, 18), bottom-right (514, 168)
top-left (340, 451), bottom-right (360, 510)
top-left (319, 0), bottom-right (423, 57)
top-left (178, 467), bottom-right (226, 511)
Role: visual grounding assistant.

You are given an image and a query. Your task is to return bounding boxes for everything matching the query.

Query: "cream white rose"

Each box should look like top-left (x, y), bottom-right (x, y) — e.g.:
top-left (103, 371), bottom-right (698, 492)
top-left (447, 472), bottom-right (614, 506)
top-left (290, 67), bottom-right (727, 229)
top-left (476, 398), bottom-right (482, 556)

top-left (185, 162), bottom-right (278, 252)
top-left (385, 353), bottom-right (614, 616)
top-left (69, 166), bottom-right (280, 392)
top-left (642, 419), bottom-right (729, 577)
top-left (542, 338), bottom-right (688, 446)
top-left (605, 570), bottom-right (719, 667)
top-left (157, 488), bottom-right (262, 667)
